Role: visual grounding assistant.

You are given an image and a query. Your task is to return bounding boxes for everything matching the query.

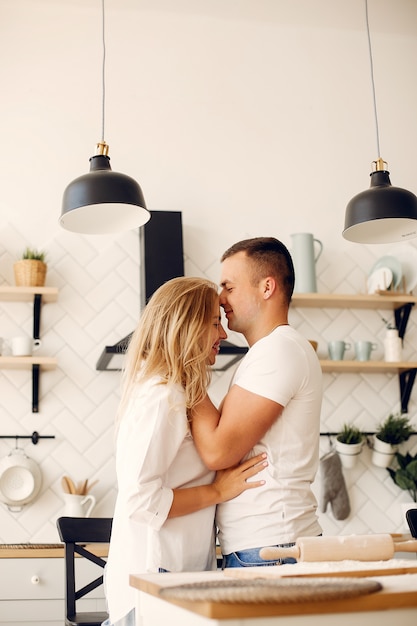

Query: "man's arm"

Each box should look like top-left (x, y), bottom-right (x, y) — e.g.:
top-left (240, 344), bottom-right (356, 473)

top-left (191, 385), bottom-right (283, 470)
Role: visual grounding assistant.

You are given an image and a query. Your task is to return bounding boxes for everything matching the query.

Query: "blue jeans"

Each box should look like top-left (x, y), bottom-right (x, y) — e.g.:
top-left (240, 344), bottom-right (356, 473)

top-left (101, 608), bottom-right (135, 626)
top-left (222, 543), bottom-right (297, 568)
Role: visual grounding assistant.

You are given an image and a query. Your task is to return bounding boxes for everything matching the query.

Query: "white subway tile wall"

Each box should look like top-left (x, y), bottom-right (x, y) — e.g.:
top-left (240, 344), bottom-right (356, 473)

top-left (0, 223), bottom-right (416, 542)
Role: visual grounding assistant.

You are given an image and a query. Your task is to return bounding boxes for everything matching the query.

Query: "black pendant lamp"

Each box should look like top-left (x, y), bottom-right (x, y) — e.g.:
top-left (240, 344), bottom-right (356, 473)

top-left (60, 0), bottom-right (150, 235)
top-left (343, 0), bottom-right (417, 244)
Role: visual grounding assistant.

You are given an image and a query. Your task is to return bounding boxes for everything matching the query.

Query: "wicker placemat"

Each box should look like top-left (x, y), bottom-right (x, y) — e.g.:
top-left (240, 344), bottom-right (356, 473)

top-left (0, 543), bottom-right (64, 550)
top-left (159, 577), bottom-right (382, 604)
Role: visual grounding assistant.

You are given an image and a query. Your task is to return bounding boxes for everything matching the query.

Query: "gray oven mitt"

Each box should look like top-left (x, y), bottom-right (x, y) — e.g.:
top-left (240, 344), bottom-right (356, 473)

top-left (320, 450), bottom-right (351, 520)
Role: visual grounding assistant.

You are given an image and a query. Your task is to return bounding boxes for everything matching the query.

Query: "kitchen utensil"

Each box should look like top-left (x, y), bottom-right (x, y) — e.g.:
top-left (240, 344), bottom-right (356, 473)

top-left (224, 558), bottom-right (417, 579)
top-left (291, 233), bottom-right (323, 293)
top-left (85, 479), bottom-right (99, 493)
top-left (0, 448), bottom-right (42, 509)
top-left (78, 479), bottom-right (88, 495)
top-left (259, 534), bottom-right (417, 562)
top-left (61, 476), bottom-right (71, 493)
top-left (62, 475), bottom-right (76, 494)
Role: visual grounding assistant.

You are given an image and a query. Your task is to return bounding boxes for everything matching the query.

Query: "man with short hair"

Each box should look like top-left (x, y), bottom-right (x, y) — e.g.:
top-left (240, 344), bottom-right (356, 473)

top-left (191, 237), bottom-right (322, 567)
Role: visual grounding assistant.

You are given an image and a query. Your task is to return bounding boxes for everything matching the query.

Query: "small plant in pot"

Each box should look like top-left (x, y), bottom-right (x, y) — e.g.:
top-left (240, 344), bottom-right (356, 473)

top-left (13, 247), bottom-right (47, 287)
top-left (335, 423), bottom-right (364, 469)
top-left (372, 413), bottom-right (413, 468)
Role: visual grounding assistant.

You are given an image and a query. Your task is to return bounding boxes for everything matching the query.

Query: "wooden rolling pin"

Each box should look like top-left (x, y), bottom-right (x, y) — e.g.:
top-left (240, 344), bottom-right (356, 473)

top-left (259, 534), bottom-right (417, 562)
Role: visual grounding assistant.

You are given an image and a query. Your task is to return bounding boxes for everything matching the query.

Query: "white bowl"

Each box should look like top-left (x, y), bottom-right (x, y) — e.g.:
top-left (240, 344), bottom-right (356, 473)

top-left (0, 449), bottom-right (42, 508)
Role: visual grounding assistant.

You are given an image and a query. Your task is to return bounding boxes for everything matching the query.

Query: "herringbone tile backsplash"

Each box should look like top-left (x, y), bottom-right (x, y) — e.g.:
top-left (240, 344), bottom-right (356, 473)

top-left (0, 223), bottom-right (416, 543)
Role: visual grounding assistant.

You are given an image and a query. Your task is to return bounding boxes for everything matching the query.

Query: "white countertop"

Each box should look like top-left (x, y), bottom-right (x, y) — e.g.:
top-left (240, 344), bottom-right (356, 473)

top-left (130, 561), bottom-right (417, 621)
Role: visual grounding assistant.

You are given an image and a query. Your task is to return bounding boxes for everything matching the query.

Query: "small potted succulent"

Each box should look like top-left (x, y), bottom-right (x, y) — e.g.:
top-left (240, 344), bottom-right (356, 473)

top-left (372, 412), bottom-right (413, 468)
top-left (335, 423), bottom-right (365, 469)
top-left (14, 247), bottom-right (47, 287)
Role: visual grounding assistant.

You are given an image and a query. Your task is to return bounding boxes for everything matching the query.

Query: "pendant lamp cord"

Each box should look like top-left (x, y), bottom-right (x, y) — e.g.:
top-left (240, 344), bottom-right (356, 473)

top-left (100, 0), bottom-right (106, 143)
top-left (365, 0), bottom-right (381, 158)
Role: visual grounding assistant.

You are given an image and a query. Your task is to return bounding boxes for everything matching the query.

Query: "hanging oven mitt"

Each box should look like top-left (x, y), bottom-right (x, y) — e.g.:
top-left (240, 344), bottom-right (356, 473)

top-left (320, 450), bottom-right (351, 520)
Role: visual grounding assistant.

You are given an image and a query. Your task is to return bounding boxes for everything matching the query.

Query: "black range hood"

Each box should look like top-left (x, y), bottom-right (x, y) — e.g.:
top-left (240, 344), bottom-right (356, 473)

top-left (96, 211), bottom-right (247, 371)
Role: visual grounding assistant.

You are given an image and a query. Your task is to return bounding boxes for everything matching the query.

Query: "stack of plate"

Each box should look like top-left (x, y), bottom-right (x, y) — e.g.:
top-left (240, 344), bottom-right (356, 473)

top-left (367, 247), bottom-right (417, 294)
top-left (389, 245), bottom-right (417, 294)
top-left (367, 255), bottom-right (402, 294)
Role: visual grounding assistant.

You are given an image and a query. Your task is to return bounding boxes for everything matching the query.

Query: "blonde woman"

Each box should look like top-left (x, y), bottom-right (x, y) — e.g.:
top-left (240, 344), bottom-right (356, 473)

top-left (103, 277), bottom-right (267, 626)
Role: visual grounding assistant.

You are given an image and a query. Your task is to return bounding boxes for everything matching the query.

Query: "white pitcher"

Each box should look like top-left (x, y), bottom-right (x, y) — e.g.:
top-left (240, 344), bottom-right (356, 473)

top-left (63, 493), bottom-right (96, 517)
top-left (291, 233), bottom-right (323, 293)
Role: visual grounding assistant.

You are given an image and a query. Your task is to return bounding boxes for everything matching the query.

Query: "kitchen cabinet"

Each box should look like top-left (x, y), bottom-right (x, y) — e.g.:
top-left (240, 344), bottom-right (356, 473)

top-left (291, 292), bottom-right (417, 412)
top-left (0, 544), bottom-right (107, 626)
top-left (0, 286), bottom-right (58, 413)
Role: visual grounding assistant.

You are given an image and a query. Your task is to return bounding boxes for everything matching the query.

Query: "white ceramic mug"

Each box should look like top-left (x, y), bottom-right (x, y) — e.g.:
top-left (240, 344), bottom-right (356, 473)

top-left (328, 340), bottom-right (351, 361)
top-left (10, 337), bottom-right (42, 356)
top-left (63, 493), bottom-right (96, 518)
top-left (354, 340), bottom-right (377, 361)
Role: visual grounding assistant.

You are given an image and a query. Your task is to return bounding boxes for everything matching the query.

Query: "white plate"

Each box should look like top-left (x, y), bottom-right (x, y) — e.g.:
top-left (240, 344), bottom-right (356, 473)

top-left (367, 267), bottom-right (393, 293)
top-left (389, 245), bottom-right (417, 294)
top-left (369, 256), bottom-right (402, 290)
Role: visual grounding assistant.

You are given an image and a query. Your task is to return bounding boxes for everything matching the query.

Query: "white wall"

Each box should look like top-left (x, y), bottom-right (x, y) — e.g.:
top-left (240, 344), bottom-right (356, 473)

top-left (0, 0), bottom-right (416, 542)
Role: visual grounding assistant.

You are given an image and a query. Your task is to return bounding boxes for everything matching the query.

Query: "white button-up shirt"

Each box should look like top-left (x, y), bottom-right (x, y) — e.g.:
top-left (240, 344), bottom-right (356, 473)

top-left (105, 377), bottom-right (216, 623)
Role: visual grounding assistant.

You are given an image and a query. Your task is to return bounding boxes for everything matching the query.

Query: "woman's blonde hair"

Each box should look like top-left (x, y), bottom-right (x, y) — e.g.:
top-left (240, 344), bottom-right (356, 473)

top-left (117, 276), bottom-right (219, 421)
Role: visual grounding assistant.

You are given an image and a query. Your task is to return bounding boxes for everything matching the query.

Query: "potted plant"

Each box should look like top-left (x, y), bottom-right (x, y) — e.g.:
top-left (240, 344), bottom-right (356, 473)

top-left (372, 412), bottom-right (413, 468)
top-left (13, 247), bottom-right (47, 287)
top-left (335, 423), bottom-right (364, 469)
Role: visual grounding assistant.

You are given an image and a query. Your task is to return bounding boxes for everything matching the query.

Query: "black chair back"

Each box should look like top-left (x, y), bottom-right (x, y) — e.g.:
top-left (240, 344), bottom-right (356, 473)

top-left (406, 508), bottom-right (417, 538)
top-left (57, 516), bottom-right (113, 626)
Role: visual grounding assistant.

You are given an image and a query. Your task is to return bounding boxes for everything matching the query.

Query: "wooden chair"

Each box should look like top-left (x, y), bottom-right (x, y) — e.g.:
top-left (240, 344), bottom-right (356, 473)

top-left (56, 516), bottom-right (113, 626)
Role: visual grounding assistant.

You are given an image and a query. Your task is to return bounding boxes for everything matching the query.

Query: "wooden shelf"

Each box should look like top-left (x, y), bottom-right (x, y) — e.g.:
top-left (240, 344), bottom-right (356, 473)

top-left (0, 286), bottom-right (59, 411)
top-left (0, 286), bottom-right (58, 303)
top-left (0, 356), bottom-right (57, 370)
top-left (292, 292), bottom-right (417, 310)
top-left (290, 292), bottom-right (417, 412)
top-left (320, 359), bottom-right (417, 374)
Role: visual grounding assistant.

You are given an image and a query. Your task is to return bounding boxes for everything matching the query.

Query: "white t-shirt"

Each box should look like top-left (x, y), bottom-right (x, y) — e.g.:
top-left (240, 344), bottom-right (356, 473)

top-left (216, 325), bottom-right (323, 554)
top-left (105, 377), bottom-right (217, 623)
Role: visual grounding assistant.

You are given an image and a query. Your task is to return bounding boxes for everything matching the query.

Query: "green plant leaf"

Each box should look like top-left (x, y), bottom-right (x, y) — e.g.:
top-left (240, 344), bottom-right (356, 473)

top-left (395, 469), bottom-right (416, 491)
top-left (337, 423), bottom-right (363, 444)
top-left (388, 452), bottom-right (417, 502)
top-left (376, 413), bottom-right (413, 445)
top-left (406, 460), bottom-right (417, 481)
top-left (20, 247), bottom-right (46, 262)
